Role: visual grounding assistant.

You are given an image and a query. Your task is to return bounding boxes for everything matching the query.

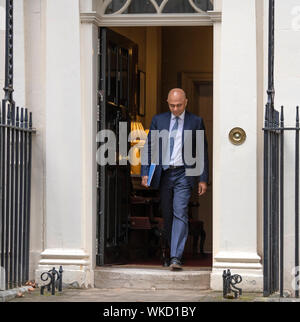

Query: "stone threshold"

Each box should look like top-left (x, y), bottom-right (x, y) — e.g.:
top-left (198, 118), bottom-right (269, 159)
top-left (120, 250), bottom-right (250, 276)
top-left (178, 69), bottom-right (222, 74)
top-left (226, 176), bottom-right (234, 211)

top-left (94, 265), bottom-right (212, 290)
top-left (0, 286), bottom-right (33, 302)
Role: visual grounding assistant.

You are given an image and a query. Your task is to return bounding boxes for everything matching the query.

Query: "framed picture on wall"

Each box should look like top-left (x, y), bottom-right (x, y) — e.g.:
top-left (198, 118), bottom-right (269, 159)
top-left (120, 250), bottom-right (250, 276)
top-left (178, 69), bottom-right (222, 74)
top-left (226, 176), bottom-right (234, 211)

top-left (138, 70), bottom-right (146, 116)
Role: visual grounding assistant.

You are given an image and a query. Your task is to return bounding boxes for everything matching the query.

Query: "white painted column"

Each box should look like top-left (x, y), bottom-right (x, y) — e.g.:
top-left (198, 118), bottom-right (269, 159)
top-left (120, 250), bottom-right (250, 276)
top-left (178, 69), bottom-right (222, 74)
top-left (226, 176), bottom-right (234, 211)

top-left (211, 0), bottom-right (222, 286)
top-left (23, 0), bottom-right (47, 280)
top-left (14, 0), bottom-right (26, 106)
top-left (35, 0), bottom-right (92, 287)
top-left (211, 0), bottom-right (263, 291)
top-left (79, 15), bottom-right (99, 287)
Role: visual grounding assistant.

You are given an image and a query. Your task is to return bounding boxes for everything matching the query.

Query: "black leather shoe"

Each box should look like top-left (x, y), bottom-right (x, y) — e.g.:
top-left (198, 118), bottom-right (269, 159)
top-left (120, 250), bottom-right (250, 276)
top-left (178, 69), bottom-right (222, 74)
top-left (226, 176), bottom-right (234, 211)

top-left (169, 257), bottom-right (182, 271)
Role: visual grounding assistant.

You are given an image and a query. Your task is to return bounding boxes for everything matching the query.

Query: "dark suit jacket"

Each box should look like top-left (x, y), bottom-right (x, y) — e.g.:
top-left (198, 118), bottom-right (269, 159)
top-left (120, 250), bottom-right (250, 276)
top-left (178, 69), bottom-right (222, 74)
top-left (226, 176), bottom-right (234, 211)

top-left (141, 110), bottom-right (209, 189)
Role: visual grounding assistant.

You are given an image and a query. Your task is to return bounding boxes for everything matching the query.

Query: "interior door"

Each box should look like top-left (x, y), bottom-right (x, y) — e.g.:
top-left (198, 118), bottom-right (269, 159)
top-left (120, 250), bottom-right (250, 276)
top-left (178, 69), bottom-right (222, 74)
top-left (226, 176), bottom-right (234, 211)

top-left (96, 28), bottom-right (138, 265)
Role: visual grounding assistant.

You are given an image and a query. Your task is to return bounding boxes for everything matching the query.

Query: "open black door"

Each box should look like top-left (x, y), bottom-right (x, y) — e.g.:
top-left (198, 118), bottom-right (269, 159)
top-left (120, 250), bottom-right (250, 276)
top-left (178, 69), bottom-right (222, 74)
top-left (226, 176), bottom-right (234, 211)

top-left (96, 28), bottom-right (138, 265)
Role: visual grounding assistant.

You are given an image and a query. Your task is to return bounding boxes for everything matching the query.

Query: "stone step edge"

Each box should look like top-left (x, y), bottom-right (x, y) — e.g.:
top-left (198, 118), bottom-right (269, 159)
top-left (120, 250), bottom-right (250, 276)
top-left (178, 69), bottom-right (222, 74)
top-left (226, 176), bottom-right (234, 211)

top-left (94, 268), bottom-right (211, 290)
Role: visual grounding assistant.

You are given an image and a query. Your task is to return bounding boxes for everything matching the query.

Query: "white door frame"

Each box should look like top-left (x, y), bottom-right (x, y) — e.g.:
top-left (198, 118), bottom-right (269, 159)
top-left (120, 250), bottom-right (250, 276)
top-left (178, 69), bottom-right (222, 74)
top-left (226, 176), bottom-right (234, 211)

top-left (79, 7), bottom-right (222, 287)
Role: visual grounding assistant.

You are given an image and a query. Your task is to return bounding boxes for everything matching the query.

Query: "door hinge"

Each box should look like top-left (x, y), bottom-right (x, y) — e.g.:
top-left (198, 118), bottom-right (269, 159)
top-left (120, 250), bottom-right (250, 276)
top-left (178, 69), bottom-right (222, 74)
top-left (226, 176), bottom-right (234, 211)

top-left (97, 104), bottom-right (100, 121)
top-left (98, 90), bottom-right (104, 102)
top-left (98, 38), bottom-right (101, 55)
top-left (97, 170), bottom-right (100, 189)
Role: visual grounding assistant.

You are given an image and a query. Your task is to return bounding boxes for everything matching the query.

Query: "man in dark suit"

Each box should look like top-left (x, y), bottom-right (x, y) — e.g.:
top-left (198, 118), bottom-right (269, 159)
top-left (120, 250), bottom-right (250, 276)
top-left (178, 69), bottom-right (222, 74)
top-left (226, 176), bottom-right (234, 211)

top-left (141, 88), bottom-right (209, 270)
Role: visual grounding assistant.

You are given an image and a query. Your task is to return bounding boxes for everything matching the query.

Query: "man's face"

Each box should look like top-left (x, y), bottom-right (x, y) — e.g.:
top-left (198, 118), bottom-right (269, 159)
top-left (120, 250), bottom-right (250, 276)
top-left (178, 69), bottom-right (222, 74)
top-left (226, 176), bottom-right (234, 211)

top-left (167, 92), bottom-right (187, 117)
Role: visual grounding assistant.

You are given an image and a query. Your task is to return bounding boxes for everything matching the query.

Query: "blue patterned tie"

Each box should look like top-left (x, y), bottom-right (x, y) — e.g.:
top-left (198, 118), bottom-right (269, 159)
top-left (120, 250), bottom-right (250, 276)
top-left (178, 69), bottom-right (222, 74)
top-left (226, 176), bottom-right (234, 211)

top-left (163, 116), bottom-right (179, 170)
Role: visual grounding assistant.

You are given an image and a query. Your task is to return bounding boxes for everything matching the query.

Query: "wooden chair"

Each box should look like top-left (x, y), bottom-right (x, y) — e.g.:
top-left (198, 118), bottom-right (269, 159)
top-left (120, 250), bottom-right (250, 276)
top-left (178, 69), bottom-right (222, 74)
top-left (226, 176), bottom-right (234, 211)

top-left (129, 194), bottom-right (171, 263)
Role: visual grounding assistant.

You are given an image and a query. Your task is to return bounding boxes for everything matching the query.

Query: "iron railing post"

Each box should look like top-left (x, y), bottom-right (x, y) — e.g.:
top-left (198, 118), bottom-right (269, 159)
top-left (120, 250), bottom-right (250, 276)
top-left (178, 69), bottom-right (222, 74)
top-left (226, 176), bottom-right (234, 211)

top-left (274, 110), bottom-right (280, 293)
top-left (295, 106), bottom-right (299, 298)
top-left (18, 108), bottom-right (24, 286)
top-left (5, 105), bottom-right (11, 290)
top-left (263, 104), bottom-right (270, 297)
top-left (279, 106), bottom-right (284, 297)
top-left (0, 103), bottom-right (6, 283)
top-left (9, 103), bottom-right (15, 288)
top-left (263, 0), bottom-right (275, 297)
top-left (24, 112), bottom-right (33, 282)
top-left (22, 108), bottom-right (29, 283)
top-left (13, 106), bottom-right (20, 287)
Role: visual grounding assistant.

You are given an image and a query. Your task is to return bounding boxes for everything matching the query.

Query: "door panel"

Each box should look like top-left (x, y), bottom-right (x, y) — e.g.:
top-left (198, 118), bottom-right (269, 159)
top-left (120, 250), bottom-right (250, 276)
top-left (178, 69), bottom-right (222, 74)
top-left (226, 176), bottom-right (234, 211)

top-left (119, 48), bottom-right (129, 108)
top-left (97, 28), bottom-right (138, 265)
top-left (192, 82), bottom-right (213, 253)
top-left (107, 44), bottom-right (118, 104)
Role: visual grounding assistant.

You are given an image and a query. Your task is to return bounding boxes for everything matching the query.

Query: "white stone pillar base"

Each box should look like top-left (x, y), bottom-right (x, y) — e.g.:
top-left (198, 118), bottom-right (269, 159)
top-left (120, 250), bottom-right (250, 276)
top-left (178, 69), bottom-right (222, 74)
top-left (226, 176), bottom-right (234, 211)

top-left (35, 249), bottom-right (93, 288)
top-left (210, 252), bottom-right (263, 292)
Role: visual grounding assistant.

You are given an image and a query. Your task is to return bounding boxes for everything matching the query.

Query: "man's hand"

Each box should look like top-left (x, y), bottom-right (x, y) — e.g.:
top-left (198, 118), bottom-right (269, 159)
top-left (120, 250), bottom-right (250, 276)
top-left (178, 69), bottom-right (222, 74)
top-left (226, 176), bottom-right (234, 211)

top-left (198, 182), bottom-right (207, 196)
top-left (141, 176), bottom-right (149, 188)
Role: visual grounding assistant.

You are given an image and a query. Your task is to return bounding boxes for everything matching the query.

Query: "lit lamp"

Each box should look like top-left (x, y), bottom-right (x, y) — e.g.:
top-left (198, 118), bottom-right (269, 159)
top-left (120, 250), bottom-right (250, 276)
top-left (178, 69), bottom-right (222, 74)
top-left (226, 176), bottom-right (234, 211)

top-left (130, 121), bottom-right (148, 175)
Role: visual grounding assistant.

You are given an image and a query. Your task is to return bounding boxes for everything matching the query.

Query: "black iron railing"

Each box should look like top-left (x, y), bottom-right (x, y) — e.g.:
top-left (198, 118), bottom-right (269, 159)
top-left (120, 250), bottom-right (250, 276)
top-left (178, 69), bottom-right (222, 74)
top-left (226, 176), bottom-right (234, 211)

top-left (263, 0), bottom-right (277, 297)
top-left (0, 0), bottom-right (35, 290)
top-left (263, 104), bottom-right (300, 298)
top-left (0, 105), bottom-right (34, 290)
top-left (263, 0), bottom-right (299, 298)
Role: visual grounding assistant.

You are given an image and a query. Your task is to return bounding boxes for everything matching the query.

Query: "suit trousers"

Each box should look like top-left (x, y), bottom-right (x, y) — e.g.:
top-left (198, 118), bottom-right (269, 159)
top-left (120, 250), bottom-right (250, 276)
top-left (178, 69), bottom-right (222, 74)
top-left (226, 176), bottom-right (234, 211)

top-left (159, 167), bottom-right (193, 259)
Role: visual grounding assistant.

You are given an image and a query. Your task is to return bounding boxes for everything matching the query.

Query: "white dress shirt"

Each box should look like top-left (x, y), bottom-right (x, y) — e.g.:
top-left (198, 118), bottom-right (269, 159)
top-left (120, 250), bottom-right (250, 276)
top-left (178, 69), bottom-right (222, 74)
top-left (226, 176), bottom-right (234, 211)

top-left (169, 110), bottom-right (185, 166)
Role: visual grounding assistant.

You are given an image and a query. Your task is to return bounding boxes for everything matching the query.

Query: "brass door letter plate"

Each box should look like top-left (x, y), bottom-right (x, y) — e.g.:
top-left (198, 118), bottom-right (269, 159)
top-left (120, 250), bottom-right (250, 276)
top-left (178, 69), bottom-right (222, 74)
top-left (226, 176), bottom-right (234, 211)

top-left (229, 127), bottom-right (246, 145)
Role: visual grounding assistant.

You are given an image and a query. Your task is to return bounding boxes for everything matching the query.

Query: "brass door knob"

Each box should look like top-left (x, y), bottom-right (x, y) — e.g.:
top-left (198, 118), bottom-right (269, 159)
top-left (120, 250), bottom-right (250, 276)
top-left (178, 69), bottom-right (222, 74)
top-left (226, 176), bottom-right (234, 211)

top-left (229, 127), bottom-right (246, 145)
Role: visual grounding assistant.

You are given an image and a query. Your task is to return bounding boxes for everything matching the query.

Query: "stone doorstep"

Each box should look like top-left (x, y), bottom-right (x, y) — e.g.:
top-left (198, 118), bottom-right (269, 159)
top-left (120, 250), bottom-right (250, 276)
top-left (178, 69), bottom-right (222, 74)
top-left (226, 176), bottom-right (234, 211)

top-left (94, 266), bottom-right (211, 290)
top-left (0, 286), bottom-right (32, 302)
